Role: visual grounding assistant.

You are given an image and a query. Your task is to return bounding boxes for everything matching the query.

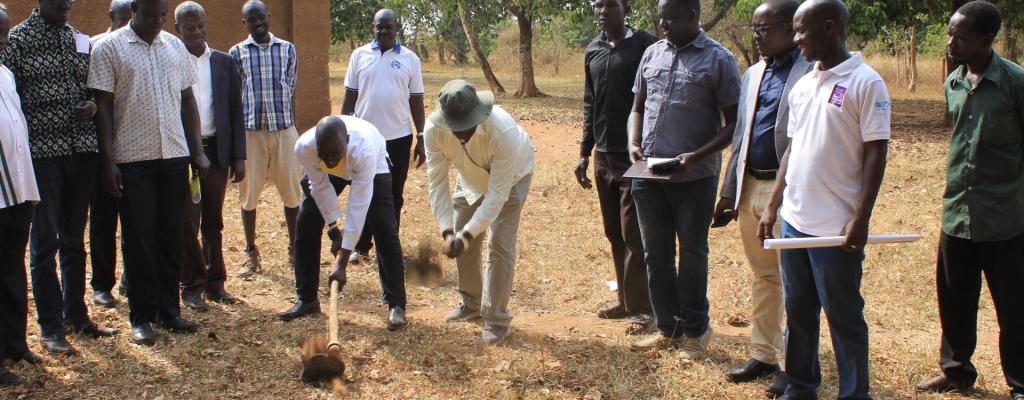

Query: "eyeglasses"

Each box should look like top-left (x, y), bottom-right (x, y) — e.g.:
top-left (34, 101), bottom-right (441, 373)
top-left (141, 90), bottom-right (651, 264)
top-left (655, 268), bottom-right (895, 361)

top-left (751, 21), bottom-right (790, 36)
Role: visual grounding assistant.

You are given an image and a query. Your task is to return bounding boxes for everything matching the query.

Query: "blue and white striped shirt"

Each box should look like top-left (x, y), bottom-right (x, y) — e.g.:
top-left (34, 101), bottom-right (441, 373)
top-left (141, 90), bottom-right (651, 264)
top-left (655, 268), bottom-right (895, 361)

top-left (0, 65), bottom-right (40, 209)
top-left (230, 33), bottom-right (297, 132)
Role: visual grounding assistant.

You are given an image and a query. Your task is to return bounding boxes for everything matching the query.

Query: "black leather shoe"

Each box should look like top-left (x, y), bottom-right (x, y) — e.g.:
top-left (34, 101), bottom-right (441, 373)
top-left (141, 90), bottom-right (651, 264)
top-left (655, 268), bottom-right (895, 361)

top-left (160, 316), bottom-right (199, 333)
top-left (766, 372), bottom-right (788, 398)
top-left (728, 358), bottom-right (780, 383)
top-left (387, 306), bottom-right (408, 331)
top-left (182, 293), bottom-right (209, 311)
top-left (915, 374), bottom-right (972, 393)
top-left (0, 365), bottom-right (21, 386)
top-left (278, 300), bottom-right (321, 322)
top-left (777, 395), bottom-right (816, 400)
top-left (93, 291), bottom-right (117, 308)
top-left (16, 351), bottom-right (37, 365)
top-left (41, 335), bottom-right (75, 355)
top-left (1013, 392), bottom-right (1024, 400)
top-left (131, 323), bottom-right (156, 346)
top-left (206, 289), bottom-right (241, 305)
top-left (67, 320), bottom-right (118, 338)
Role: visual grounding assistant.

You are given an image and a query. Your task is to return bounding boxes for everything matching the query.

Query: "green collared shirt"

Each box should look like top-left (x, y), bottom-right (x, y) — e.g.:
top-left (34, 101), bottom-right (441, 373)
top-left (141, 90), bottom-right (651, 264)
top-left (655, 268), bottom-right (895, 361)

top-left (943, 51), bottom-right (1024, 242)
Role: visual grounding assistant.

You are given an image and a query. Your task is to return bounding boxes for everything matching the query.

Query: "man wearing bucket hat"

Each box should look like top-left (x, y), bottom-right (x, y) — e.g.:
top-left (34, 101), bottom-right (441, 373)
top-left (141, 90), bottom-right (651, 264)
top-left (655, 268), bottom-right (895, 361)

top-left (424, 80), bottom-right (535, 345)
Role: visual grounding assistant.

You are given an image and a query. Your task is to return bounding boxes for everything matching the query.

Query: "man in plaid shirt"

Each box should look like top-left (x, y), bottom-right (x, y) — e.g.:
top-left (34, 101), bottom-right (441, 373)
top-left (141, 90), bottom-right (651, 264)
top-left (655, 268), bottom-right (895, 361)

top-left (230, 0), bottom-right (301, 279)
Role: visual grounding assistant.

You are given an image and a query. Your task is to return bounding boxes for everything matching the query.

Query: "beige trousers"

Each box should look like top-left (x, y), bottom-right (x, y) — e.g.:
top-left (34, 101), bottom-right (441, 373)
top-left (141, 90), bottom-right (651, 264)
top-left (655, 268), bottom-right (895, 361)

top-left (737, 174), bottom-right (784, 364)
top-left (452, 175), bottom-right (532, 327)
top-left (238, 127), bottom-right (303, 210)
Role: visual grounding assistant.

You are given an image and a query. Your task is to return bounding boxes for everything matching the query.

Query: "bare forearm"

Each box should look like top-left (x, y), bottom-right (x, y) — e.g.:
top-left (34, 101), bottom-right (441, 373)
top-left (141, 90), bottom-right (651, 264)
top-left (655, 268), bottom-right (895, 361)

top-left (341, 91), bottom-right (358, 116)
top-left (410, 95), bottom-right (425, 133)
top-left (181, 90), bottom-right (203, 156)
top-left (853, 140), bottom-right (888, 222)
top-left (95, 92), bottom-right (116, 164)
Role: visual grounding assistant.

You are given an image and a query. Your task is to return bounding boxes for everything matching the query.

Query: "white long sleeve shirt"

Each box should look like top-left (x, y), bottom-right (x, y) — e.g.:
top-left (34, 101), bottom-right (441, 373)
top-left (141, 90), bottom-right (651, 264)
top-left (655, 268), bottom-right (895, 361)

top-left (294, 116), bottom-right (390, 250)
top-left (425, 106), bottom-right (535, 238)
top-left (0, 65), bottom-right (39, 209)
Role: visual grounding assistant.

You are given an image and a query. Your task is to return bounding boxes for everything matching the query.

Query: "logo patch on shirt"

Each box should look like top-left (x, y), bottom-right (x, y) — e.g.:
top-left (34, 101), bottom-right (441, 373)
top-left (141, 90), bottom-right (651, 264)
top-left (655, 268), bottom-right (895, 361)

top-left (874, 100), bottom-right (891, 112)
top-left (828, 84), bottom-right (847, 108)
top-left (391, 60), bottom-right (402, 69)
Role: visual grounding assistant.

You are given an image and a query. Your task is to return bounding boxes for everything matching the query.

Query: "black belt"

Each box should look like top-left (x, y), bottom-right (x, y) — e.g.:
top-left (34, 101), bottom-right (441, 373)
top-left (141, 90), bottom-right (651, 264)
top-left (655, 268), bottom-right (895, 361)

top-left (747, 167), bottom-right (777, 180)
top-left (202, 136), bottom-right (215, 147)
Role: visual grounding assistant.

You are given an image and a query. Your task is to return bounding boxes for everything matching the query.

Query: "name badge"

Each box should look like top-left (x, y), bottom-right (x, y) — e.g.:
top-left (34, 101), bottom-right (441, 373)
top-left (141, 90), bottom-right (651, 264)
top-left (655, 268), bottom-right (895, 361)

top-left (828, 84), bottom-right (847, 108)
top-left (75, 34), bottom-right (90, 54)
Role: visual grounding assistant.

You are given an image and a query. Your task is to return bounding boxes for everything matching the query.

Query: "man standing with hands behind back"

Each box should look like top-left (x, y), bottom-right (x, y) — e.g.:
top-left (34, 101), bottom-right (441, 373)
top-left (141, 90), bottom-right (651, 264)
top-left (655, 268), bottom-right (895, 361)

top-left (714, 0), bottom-right (811, 395)
top-left (342, 8), bottom-right (426, 266)
top-left (574, 0), bottom-right (656, 333)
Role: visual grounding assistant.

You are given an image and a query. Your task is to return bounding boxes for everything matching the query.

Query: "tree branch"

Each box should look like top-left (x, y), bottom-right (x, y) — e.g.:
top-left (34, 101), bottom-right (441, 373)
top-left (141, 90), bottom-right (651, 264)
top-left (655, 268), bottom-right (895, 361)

top-left (701, 0), bottom-right (739, 33)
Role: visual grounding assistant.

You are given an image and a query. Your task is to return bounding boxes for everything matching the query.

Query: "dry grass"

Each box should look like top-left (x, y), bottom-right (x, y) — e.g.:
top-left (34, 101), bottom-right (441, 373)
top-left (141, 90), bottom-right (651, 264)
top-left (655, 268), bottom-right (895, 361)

top-left (2, 56), bottom-right (1010, 399)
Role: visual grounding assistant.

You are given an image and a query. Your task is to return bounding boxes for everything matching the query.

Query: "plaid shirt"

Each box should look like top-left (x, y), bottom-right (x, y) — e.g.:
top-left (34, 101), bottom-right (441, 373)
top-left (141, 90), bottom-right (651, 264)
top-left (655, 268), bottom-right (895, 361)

top-left (230, 33), bottom-right (297, 131)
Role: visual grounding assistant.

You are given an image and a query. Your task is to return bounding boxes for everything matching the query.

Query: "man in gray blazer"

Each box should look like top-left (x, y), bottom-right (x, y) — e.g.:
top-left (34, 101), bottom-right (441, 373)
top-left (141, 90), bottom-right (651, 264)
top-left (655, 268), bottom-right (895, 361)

top-left (713, 0), bottom-right (812, 395)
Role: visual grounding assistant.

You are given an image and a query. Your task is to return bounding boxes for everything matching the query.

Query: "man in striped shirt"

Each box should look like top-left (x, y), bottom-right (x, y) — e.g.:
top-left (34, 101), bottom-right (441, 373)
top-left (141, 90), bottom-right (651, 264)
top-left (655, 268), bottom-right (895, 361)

top-left (230, 0), bottom-right (301, 279)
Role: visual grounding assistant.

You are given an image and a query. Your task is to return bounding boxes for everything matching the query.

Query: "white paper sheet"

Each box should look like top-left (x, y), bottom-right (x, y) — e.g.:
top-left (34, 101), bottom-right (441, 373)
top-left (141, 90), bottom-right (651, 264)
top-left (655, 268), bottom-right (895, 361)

top-left (763, 234), bottom-right (922, 250)
top-left (646, 157), bottom-right (675, 169)
top-left (75, 34), bottom-right (90, 54)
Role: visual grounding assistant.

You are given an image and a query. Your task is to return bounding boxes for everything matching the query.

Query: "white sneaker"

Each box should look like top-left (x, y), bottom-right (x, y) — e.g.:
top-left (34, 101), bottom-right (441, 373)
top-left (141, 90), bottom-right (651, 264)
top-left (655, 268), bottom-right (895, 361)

top-left (679, 326), bottom-right (713, 360)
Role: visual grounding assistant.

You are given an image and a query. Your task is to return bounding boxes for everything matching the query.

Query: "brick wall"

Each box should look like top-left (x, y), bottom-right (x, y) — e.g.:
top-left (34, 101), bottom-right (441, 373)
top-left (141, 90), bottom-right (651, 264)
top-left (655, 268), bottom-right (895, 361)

top-left (2, 0), bottom-right (330, 131)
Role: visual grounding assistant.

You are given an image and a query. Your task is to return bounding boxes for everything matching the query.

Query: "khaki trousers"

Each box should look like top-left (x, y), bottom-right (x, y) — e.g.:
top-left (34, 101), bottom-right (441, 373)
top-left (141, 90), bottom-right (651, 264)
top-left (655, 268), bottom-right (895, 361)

top-left (738, 174), bottom-right (784, 364)
top-left (453, 175), bottom-right (532, 327)
top-left (238, 127), bottom-right (302, 210)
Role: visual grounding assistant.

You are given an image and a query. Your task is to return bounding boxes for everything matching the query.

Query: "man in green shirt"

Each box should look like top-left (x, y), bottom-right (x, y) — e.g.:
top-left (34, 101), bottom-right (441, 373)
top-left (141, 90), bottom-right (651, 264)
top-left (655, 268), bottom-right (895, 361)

top-left (916, 2), bottom-right (1024, 398)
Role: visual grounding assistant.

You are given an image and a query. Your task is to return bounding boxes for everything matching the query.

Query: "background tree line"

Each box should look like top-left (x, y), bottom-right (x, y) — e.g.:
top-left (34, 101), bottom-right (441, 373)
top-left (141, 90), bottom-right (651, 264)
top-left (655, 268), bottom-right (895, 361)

top-left (331, 0), bottom-right (1024, 97)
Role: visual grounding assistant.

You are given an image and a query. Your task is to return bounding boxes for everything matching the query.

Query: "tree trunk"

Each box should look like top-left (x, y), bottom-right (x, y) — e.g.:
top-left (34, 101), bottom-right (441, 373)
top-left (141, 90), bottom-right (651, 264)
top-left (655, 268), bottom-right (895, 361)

top-left (458, 3), bottom-right (505, 93)
top-left (728, 29), bottom-right (752, 67)
top-left (438, 36), bottom-right (447, 65)
top-left (1006, 30), bottom-right (1020, 63)
top-left (701, 0), bottom-right (739, 33)
top-left (505, 2), bottom-right (546, 97)
top-left (651, 0), bottom-right (660, 39)
top-left (908, 25), bottom-right (918, 92)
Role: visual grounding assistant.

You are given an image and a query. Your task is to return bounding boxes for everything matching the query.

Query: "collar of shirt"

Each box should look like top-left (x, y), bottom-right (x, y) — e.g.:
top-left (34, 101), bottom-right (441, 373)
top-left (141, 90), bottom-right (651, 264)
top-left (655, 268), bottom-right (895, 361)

top-left (125, 25), bottom-right (166, 45)
top-left (950, 50), bottom-right (1004, 91)
top-left (370, 40), bottom-right (403, 53)
top-left (600, 27), bottom-right (634, 47)
top-left (191, 43), bottom-right (212, 61)
top-left (767, 47), bottom-right (801, 69)
top-left (814, 52), bottom-right (863, 77)
top-left (244, 32), bottom-right (281, 47)
top-left (666, 29), bottom-right (709, 51)
top-left (25, 9), bottom-right (72, 32)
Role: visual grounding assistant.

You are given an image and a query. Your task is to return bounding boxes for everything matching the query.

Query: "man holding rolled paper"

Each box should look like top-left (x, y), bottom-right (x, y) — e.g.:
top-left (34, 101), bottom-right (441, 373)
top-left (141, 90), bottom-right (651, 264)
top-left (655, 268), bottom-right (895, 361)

top-left (757, 0), bottom-right (890, 398)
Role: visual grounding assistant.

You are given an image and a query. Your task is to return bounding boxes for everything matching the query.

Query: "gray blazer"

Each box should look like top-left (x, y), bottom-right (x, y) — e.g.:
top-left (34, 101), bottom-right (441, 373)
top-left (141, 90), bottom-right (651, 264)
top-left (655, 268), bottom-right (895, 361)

top-left (721, 52), bottom-right (814, 208)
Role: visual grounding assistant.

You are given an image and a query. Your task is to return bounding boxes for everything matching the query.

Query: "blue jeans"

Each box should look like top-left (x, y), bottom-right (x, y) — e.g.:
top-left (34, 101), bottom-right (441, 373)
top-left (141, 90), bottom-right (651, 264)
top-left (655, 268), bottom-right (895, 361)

top-left (780, 220), bottom-right (871, 400)
top-left (29, 154), bottom-right (97, 337)
top-left (631, 177), bottom-right (716, 338)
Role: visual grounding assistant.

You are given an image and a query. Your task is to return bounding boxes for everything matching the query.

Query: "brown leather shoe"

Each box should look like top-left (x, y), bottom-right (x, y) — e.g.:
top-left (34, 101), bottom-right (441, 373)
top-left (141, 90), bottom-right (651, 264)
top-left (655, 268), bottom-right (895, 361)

top-left (597, 302), bottom-right (630, 319)
top-left (915, 374), bottom-right (972, 393)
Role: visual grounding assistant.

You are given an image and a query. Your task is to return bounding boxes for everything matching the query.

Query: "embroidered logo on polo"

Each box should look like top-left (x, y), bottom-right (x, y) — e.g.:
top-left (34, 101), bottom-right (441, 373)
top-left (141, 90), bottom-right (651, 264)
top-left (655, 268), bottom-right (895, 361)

top-left (874, 100), bottom-right (891, 112)
top-left (391, 60), bottom-right (402, 70)
top-left (828, 84), bottom-right (847, 108)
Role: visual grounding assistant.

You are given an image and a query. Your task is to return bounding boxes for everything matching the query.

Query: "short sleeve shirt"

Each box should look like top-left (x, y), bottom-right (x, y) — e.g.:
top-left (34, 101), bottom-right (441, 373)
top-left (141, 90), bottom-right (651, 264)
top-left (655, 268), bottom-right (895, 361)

top-left (632, 30), bottom-right (741, 182)
top-left (781, 53), bottom-right (891, 237)
top-left (344, 41), bottom-right (424, 140)
top-left (87, 27), bottom-right (197, 164)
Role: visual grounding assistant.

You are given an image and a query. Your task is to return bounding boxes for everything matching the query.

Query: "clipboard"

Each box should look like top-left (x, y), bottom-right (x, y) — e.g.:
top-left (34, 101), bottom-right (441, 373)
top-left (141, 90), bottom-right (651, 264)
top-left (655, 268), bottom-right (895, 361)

top-left (622, 159), bottom-right (685, 181)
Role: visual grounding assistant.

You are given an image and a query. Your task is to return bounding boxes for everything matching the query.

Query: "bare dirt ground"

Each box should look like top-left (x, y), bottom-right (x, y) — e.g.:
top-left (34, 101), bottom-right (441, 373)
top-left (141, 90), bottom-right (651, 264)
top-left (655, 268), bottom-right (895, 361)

top-left (0, 65), bottom-right (1011, 399)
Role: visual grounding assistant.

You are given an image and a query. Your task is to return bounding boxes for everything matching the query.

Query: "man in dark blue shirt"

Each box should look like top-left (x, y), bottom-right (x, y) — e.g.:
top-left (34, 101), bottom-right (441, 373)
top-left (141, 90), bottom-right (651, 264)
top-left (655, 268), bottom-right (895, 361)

top-left (574, 0), bottom-right (657, 333)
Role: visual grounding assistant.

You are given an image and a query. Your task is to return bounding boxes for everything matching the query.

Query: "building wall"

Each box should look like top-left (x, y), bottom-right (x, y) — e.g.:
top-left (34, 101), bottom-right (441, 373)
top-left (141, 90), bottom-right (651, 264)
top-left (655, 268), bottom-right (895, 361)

top-left (2, 0), bottom-right (330, 131)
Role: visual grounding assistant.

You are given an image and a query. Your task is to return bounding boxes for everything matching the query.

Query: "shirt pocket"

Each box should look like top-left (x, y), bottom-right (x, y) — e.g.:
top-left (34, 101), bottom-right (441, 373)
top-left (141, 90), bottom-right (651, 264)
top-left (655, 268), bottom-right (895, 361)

top-left (642, 66), bottom-right (671, 102)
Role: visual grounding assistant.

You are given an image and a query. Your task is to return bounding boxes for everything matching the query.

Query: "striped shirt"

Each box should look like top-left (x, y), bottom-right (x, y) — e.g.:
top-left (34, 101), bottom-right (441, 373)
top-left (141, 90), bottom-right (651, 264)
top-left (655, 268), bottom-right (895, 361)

top-left (230, 33), bottom-right (297, 131)
top-left (0, 65), bottom-right (40, 209)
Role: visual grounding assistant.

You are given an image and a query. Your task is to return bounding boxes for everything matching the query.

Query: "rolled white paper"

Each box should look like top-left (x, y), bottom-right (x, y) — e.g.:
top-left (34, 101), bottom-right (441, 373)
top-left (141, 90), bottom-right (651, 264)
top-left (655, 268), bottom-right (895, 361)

top-left (763, 234), bottom-right (922, 250)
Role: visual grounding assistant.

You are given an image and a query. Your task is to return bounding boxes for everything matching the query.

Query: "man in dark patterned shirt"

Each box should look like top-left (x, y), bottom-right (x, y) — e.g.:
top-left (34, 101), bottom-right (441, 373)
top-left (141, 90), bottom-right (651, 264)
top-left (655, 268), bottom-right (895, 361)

top-left (0, 0), bottom-right (118, 355)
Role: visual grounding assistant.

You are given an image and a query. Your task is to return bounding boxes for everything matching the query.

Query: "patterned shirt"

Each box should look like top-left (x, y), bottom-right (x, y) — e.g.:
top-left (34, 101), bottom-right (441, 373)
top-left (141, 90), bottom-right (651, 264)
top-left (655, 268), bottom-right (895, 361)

top-left (0, 10), bottom-right (98, 159)
top-left (230, 33), bottom-right (297, 131)
top-left (87, 27), bottom-right (197, 164)
top-left (0, 65), bottom-right (40, 209)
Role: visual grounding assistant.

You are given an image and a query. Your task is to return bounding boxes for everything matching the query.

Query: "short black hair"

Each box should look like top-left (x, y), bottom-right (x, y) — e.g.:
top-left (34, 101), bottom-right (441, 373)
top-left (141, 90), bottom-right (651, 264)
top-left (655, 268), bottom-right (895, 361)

top-left (957, 0), bottom-right (1001, 36)
top-left (766, 0), bottom-right (800, 21)
top-left (671, 0), bottom-right (700, 17)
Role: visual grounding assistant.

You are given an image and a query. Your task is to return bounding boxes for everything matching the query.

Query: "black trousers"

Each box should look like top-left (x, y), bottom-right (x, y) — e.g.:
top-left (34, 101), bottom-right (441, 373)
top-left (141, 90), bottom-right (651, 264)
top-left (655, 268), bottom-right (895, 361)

top-left (594, 152), bottom-right (651, 314)
top-left (294, 173), bottom-right (405, 308)
top-left (117, 158), bottom-right (189, 325)
top-left (89, 170), bottom-right (125, 294)
top-left (29, 154), bottom-right (97, 337)
top-left (355, 134), bottom-right (411, 254)
top-left (937, 231), bottom-right (1024, 394)
top-left (0, 203), bottom-right (32, 361)
top-left (181, 143), bottom-right (231, 297)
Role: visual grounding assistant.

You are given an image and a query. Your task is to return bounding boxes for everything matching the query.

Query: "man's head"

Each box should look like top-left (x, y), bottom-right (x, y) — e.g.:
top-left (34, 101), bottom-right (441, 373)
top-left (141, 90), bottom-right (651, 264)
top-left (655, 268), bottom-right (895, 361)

top-left (242, 0), bottom-right (270, 39)
top-left (752, 0), bottom-right (799, 59)
top-left (373, 9), bottom-right (399, 51)
top-left (315, 116), bottom-right (349, 168)
top-left (131, 0), bottom-right (168, 38)
top-left (593, 0), bottom-right (630, 35)
top-left (109, 0), bottom-right (133, 29)
top-left (792, 0), bottom-right (848, 62)
top-left (38, 0), bottom-right (75, 25)
top-left (657, 0), bottom-right (700, 46)
top-left (430, 80), bottom-right (495, 140)
top-left (174, 1), bottom-right (206, 49)
top-left (0, 3), bottom-right (10, 54)
top-left (947, 1), bottom-right (1000, 66)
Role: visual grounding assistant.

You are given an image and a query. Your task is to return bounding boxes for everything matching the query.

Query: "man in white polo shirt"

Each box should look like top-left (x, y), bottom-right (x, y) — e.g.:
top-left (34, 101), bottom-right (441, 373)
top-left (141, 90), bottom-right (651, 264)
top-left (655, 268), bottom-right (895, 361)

top-left (281, 115), bottom-right (407, 331)
top-left (758, 0), bottom-right (890, 399)
top-left (342, 8), bottom-right (426, 265)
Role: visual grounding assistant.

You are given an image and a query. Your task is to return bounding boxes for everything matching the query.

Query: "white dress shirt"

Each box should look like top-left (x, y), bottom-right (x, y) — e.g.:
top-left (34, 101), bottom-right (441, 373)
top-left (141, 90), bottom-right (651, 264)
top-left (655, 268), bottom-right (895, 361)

top-left (343, 41), bottom-right (425, 140)
top-left (294, 116), bottom-right (390, 250)
top-left (0, 66), bottom-right (40, 209)
top-left (425, 106), bottom-right (535, 238)
top-left (190, 44), bottom-right (216, 137)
